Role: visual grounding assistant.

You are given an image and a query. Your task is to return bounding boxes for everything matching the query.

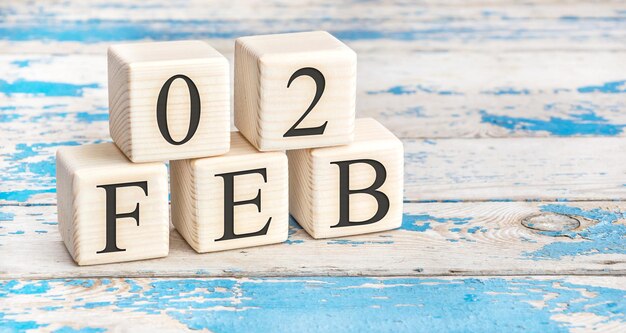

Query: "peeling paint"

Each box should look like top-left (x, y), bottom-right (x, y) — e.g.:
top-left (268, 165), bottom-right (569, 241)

top-left (578, 80), bottom-right (626, 94)
top-left (480, 110), bottom-right (625, 136)
top-left (402, 213), bottom-right (472, 233)
top-left (481, 87), bottom-right (530, 95)
top-left (2, 277), bottom-right (624, 332)
top-left (0, 80), bottom-right (99, 97)
top-left (367, 85), bottom-right (461, 96)
top-left (75, 112), bottom-right (108, 123)
top-left (10, 59), bottom-right (31, 68)
top-left (1, 141), bottom-right (81, 202)
top-left (53, 326), bottom-right (107, 333)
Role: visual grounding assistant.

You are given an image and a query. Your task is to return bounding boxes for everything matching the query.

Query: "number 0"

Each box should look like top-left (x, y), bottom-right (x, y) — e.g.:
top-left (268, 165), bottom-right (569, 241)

top-left (283, 67), bottom-right (328, 137)
top-left (156, 74), bottom-right (201, 145)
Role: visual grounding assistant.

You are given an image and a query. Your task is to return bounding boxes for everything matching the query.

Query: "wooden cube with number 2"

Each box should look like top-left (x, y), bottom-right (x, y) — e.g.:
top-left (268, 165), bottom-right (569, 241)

top-left (234, 31), bottom-right (356, 151)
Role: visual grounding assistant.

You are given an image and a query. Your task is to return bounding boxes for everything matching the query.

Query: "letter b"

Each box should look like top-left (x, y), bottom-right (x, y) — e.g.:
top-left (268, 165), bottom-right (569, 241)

top-left (287, 118), bottom-right (403, 239)
top-left (330, 159), bottom-right (390, 228)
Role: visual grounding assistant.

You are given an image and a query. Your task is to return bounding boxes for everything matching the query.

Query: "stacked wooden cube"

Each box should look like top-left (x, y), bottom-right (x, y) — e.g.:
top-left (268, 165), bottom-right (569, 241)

top-left (56, 31), bottom-right (404, 266)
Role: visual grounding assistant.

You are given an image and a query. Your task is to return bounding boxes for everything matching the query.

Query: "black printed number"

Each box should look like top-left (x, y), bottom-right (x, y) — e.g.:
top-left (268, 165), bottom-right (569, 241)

top-left (156, 74), bottom-right (201, 145)
top-left (283, 67), bottom-right (327, 137)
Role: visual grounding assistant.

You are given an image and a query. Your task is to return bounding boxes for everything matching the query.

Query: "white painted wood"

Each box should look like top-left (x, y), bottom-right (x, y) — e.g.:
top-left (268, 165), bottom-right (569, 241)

top-left (2, 1), bottom-right (626, 54)
top-left (403, 137), bottom-right (626, 201)
top-left (170, 132), bottom-right (288, 253)
top-left (288, 118), bottom-right (404, 238)
top-left (234, 31), bottom-right (356, 151)
top-left (108, 40), bottom-right (230, 162)
top-left (5, 137), bottom-right (626, 205)
top-left (2, 200), bottom-right (624, 279)
top-left (55, 143), bottom-right (169, 265)
top-left (3, 49), bottom-right (626, 148)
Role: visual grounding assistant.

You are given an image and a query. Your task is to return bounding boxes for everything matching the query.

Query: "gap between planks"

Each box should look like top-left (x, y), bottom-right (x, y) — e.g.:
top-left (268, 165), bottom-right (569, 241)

top-left (2, 273), bottom-right (626, 282)
top-left (4, 198), bottom-right (626, 207)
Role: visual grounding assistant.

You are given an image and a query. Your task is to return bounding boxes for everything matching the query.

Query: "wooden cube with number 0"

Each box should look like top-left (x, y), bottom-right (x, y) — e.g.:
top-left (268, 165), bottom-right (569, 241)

top-left (288, 118), bottom-right (404, 239)
top-left (170, 132), bottom-right (289, 253)
top-left (108, 40), bottom-right (230, 163)
top-left (56, 143), bottom-right (169, 266)
top-left (234, 31), bottom-right (356, 151)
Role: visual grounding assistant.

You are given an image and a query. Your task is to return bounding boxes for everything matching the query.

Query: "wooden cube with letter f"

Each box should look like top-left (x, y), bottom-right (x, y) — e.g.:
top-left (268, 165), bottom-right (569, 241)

top-left (288, 118), bottom-right (404, 239)
top-left (56, 143), bottom-right (169, 266)
top-left (170, 132), bottom-right (288, 252)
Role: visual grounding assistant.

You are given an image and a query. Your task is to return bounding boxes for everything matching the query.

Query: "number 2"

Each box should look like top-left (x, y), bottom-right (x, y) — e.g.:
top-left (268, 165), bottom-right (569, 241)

top-left (283, 67), bottom-right (328, 137)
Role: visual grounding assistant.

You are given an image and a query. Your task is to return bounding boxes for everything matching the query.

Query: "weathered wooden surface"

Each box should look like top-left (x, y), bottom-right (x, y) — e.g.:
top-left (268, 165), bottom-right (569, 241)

top-left (1, 276), bottom-right (625, 332)
top-left (1, 0), bottom-right (625, 331)
top-left (2, 201), bottom-right (625, 279)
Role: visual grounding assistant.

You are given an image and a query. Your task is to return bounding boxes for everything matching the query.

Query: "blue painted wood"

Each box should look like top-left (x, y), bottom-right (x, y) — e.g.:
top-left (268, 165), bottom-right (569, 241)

top-left (1, 277), bottom-right (625, 332)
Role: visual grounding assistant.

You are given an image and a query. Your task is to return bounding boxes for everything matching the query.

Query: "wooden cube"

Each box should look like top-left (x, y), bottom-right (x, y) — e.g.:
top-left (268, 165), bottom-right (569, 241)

top-left (234, 31), bottom-right (356, 151)
top-left (56, 143), bottom-right (169, 265)
top-left (108, 40), bottom-right (230, 163)
top-left (170, 132), bottom-right (288, 252)
top-left (288, 118), bottom-right (403, 239)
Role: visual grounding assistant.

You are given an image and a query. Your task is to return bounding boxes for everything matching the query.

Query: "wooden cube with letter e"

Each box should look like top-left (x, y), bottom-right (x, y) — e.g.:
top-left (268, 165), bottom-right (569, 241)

top-left (234, 31), bottom-right (356, 151)
top-left (108, 40), bottom-right (230, 162)
top-left (170, 132), bottom-right (288, 252)
top-left (288, 118), bottom-right (404, 239)
top-left (56, 143), bottom-right (169, 265)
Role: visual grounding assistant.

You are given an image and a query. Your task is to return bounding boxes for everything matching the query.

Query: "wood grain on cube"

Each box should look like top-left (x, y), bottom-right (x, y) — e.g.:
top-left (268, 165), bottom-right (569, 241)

top-left (234, 31), bottom-right (356, 151)
top-left (288, 118), bottom-right (404, 238)
top-left (170, 132), bottom-right (288, 253)
top-left (55, 143), bottom-right (169, 265)
top-left (108, 40), bottom-right (230, 162)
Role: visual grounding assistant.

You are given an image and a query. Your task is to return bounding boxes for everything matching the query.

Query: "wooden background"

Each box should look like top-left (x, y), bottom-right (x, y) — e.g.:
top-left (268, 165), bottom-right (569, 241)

top-left (1, 0), bottom-right (625, 331)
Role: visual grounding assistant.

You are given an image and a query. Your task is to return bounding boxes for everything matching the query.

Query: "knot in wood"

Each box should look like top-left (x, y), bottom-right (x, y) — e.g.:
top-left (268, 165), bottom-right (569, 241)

top-left (521, 213), bottom-right (580, 232)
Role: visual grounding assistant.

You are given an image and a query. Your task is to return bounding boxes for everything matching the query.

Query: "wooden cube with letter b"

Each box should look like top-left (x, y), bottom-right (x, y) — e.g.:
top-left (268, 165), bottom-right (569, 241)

top-left (56, 143), bottom-right (169, 265)
top-left (234, 31), bottom-right (356, 151)
top-left (288, 118), bottom-right (404, 239)
top-left (108, 40), bottom-right (230, 162)
top-left (170, 132), bottom-right (288, 252)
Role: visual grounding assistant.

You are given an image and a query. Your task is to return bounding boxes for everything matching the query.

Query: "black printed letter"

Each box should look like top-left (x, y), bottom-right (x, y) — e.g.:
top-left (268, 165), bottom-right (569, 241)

top-left (215, 168), bottom-right (271, 241)
top-left (330, 159), bottom-right (389, 228)
top-left (96, 181), bottom-right (148, 254)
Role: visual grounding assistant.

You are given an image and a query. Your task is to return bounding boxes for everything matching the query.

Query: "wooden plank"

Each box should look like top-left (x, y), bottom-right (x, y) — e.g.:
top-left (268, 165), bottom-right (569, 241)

top-left (1, 201), bottom-right (625, 279)
top-left (1, 0), bottom-right (625, 53)
top-left (404, 137), bottom-right (626, 201)
top-left (4, 137), bottom-right (626, 204)
top-left (1, 276), bottom-right (624, 332)
top-left (2, 50), bottom-right (626, 143)
top-left (363, 51), bottom-right (626, 139)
